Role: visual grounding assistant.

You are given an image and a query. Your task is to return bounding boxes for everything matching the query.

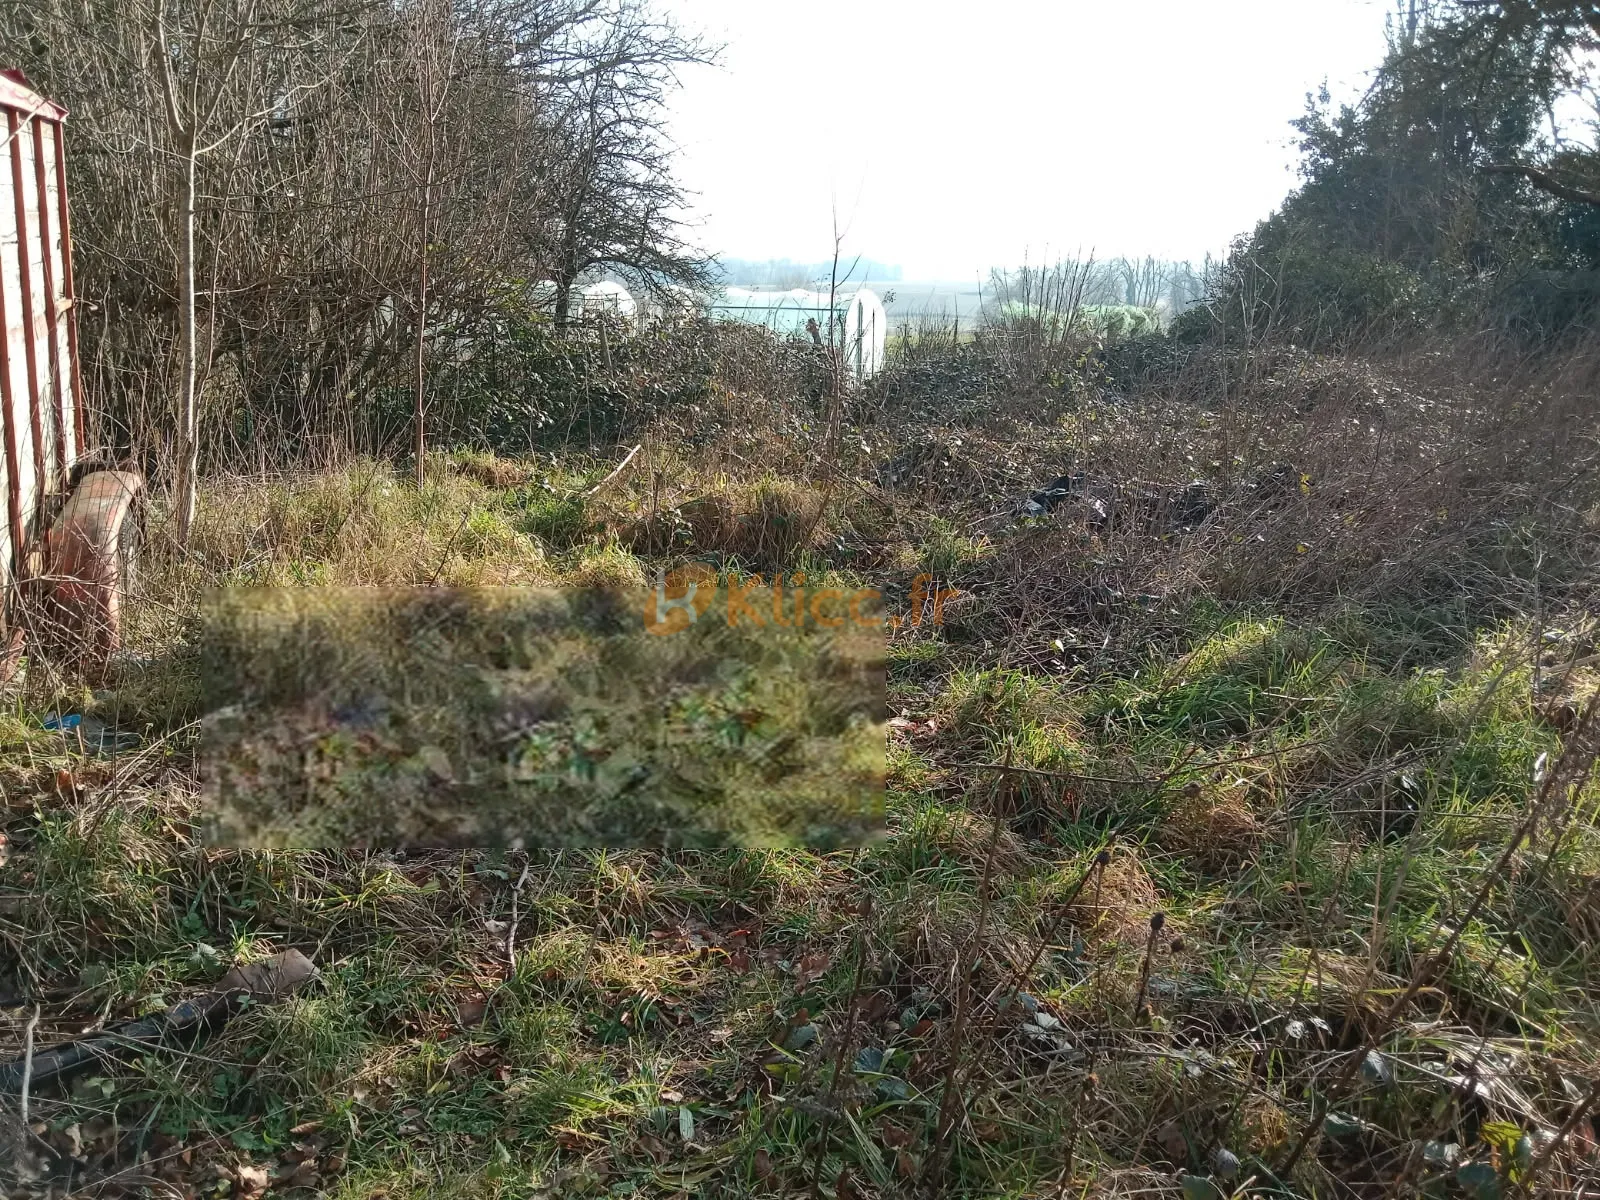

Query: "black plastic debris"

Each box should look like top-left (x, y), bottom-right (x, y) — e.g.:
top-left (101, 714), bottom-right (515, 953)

top-left (0, 949), bottom-right (317, 1093)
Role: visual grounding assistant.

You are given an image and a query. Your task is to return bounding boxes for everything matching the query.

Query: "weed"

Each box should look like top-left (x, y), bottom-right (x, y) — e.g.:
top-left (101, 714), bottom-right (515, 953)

top-left (5, 332), bottom-right (1600, 1199)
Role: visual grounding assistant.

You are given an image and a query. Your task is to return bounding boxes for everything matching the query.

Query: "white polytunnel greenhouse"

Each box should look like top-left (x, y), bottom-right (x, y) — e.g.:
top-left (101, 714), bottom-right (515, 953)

top-left (526, 280), bottom-right (637, 323)
top-left (709, 287), bottom-right (888, 378)
top-left (578, 281), bottom-right (636, 321)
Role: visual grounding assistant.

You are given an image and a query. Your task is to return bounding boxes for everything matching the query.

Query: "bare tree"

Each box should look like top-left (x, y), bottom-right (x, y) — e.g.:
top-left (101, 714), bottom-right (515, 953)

top-left (541, 1), bottom-right (717, 328)
top-left (403, 0), bottom-right (457, 486)
top-left (150, 0), bottom-right (263, 542)
top-left (3, 0), bottom-right (710, 476)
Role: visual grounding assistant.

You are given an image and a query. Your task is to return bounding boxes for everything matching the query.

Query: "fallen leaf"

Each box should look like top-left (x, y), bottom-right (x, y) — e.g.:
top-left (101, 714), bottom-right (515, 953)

top-left (794, 952), bottom-right (831, 989)
top-left (859, 992), bottom-right (892, 1023)
top-left (753, 1148), bottom-right (775, 1182)
top-left (236, 1163), bottom-right (270, 1196)
top-left (1360, 1049), bottom-right (1391, 1085)
top-left (280, 1160), bottom-right (320, 1189)
top-left (879, 1121), bottom-right (914, 1149)
top-left (1156, 1120), bottom-right (1187, 1162)
top-left (418, 744), bottom-right (454, 782)
top-left (1457, 1160), bottom-right (1502, 1200)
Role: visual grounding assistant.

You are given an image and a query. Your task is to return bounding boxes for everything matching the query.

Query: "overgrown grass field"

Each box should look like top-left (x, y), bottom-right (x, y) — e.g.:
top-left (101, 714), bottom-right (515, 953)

top-left (3, 330), bottom-right (1599, 1199)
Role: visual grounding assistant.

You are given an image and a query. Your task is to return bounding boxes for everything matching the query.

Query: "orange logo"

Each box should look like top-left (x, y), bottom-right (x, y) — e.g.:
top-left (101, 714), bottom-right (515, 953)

top-left (643, 563), bottom-right (718, 635)
top-left (643, 569), bottom-right (957, 634)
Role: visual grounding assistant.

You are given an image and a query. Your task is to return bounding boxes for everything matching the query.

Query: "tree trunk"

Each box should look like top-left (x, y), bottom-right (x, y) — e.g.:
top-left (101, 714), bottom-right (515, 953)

top-left (175, 133), bottom-right (199, 543)
top-left (553, 272), bottom-right (574, 332)
top-left (412, 80), bottom-right (437, 489)
top-left (413, 181), bottom-right (430, 487)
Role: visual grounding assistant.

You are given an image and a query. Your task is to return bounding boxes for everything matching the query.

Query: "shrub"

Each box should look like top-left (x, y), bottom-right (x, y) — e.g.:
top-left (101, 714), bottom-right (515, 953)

top-left (1488, 268), bottom-right (1600, 344)
top-left (1204, 243), bottom-right (1430, 347)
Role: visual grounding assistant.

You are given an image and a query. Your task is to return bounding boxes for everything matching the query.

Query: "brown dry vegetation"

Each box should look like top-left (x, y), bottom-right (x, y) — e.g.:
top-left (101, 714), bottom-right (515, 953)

top-left (2, 324), bottom-right (1599, 1199)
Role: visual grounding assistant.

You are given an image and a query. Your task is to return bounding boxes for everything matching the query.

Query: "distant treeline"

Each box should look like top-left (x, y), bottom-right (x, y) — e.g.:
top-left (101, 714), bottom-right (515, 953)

top-left (717, 257), bottom-right (905, 288)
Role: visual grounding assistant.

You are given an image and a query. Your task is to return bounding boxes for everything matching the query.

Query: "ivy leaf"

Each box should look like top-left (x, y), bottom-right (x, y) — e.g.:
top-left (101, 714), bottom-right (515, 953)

top-left (874, 1077), bottom-right (909, 1102)
top-left (1180, 1174), bottom-right (1226, 1200)
top-left (1456, 1161), bottom-right (1502, 1200)
top-left (1323, 1112), bottom-right (1374, 1140)
top-left (783, 1022), bottom-right (818, 1052)
top-left (1513, 1134), bottom-right (1536, 1173)
top-left (1479, 1122), bottom-right (1523, 1153)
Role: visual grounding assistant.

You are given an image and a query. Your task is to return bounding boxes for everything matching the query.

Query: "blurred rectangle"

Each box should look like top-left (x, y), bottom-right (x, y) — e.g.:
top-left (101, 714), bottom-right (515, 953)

top-left (196, 583), bottom-right (885, 849)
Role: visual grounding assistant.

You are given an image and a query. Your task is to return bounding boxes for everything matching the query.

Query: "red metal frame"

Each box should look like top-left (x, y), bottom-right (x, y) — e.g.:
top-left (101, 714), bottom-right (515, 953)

top-left (32, 115), bottom-right (66, 480)
top-left (9, 107), bottom-right (48, 498)
top-left (0, 69), bottom-right (140, 674)
top-left (52, 120), bottom-right (84, 458)
top-left (0, 69), bottom-right (79, 585)
top-left (0, 70), bottom-right (66, 124)
top-left (0, 186), bottom-right (22, 577)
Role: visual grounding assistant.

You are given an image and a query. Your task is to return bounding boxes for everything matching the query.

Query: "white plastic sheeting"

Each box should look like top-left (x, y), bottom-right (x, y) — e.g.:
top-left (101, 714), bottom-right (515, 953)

top-left (640, 283), bottom-right (702, 321)
top-left (578, 281), bottom-right (635, 321)
top-left (526, 279), bottom-right (637, 323)
top-left (709, 287), bottom-right (887, 378)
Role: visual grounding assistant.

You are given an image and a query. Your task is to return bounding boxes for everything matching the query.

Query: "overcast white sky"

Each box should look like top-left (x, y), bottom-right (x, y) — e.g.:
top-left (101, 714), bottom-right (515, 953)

top-left (663, 0), bottom-right (1396, 280)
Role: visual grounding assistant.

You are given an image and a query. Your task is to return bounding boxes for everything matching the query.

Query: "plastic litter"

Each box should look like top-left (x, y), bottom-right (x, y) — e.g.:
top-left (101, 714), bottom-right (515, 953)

top-left (43, 712), bottom-right (141, 755)
top-left (0, 949), bottom-right (317, 1092)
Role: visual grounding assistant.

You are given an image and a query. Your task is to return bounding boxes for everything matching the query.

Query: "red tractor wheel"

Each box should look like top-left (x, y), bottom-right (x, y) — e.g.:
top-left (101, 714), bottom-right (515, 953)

top-left (45, 471), bottom-right (146, 673)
